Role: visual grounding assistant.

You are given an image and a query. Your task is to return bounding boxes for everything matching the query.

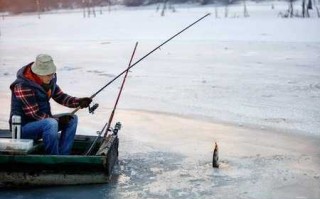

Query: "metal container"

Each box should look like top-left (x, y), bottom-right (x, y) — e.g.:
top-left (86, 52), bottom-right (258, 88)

top-left (11, 115), bottom-right (21, 139)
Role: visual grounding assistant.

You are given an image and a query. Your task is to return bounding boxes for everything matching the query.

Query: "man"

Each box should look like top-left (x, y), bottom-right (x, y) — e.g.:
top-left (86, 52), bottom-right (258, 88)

top-left (9, 54), bottom-right (92, 155)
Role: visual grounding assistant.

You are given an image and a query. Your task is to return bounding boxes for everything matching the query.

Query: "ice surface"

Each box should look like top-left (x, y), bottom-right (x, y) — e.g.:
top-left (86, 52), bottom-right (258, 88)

top-left (0, 2), bottom-right (320, 198)
top-left (0, 2), bottom-right (319, 136)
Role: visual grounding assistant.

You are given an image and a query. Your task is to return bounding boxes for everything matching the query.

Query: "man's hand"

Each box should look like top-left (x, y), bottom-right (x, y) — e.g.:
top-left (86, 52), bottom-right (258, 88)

top-left (55, 115), bottom-right (73, 130)
top-left (79, 97), bottom-right (92, 108)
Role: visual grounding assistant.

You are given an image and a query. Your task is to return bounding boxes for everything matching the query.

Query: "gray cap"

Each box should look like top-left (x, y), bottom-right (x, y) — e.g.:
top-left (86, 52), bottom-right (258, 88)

top-left (31, 54), bottom-right (57, 75)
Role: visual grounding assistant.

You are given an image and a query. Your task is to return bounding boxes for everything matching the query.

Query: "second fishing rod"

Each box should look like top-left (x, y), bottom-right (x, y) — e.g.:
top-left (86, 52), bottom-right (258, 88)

top-left (71, 13), bottom-right (210, 115)
top-left (85, 42), bottom-right (138, 155)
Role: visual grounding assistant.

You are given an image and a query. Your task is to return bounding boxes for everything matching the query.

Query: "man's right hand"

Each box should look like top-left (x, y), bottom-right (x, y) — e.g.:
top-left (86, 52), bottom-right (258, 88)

top-left (55, 115), bottom-right (73, 130)
top-left (79, 97), bottom-right (92, 108)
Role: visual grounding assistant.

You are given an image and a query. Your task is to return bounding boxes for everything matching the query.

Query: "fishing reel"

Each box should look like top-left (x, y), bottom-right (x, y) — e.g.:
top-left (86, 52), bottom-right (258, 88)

top-left (88, 103), bottom-right (99, 114)
top-left (103, 122), bottom-right (121, 137)
top-left (113, 122), bottom-right (122, 135)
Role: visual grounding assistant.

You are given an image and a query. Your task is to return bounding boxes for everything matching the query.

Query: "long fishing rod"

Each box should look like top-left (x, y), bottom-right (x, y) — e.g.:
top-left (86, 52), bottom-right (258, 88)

top-left (85, 42), bottom-right (138, 156)
top-left (71, 13), bottom-right (210, 115)
top-left (103, 42), bottom-right (138, 138)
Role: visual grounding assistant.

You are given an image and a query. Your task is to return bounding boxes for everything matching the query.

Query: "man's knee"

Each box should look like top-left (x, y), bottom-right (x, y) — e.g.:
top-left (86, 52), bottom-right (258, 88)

top-left (41, 119), bottom-right (59, 143)
top-left (43, 118), bottom-right (58, 131)
top-left (70, 115), bottom-right (78, 126)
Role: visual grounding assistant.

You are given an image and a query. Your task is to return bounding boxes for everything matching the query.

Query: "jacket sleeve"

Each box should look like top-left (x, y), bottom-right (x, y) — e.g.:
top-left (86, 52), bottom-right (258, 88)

top-left (13, 84), bottom-right (51, 120)
top-left (51, 85), bottom-right (80, 108)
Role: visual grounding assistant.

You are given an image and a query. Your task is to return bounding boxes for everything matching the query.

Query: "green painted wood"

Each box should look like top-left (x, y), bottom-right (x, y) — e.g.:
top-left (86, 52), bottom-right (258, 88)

top-left (0, 154), bottom-right (104, 165)
top-left (0, 133), bottom-right (119, 186)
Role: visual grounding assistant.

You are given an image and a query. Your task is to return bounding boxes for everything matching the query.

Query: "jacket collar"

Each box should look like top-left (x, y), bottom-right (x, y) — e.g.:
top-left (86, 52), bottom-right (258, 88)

top-left (23, 63), bottom-right (43, 85)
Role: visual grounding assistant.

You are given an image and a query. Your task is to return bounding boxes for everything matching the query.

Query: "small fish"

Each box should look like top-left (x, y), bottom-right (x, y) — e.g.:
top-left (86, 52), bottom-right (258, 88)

top-left (212, 142), bottom-right (219, 168)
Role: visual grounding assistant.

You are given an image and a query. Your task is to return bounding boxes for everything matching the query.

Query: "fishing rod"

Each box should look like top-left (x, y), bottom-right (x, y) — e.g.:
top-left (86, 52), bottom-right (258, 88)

top-left (103, 42), bottom-right (138, 138)
top-left (85, 42), bottom-right (138, 155)
top-left (71, 13), bottom-right (210, 115)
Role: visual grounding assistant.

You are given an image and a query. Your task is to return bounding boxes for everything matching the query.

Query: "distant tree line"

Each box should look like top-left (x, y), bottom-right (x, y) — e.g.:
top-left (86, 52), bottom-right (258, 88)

top-left (0, 0), bottom-right (108, 14)
top-left (1, 0), bottom-right (318, 17)
top-left (280, 0), bottom-right (320, 18)
top-left (0, 0), bottom-right (243, 14)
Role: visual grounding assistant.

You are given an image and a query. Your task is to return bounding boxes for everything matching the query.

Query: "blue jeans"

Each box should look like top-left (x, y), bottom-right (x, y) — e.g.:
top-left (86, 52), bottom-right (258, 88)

top-left (21, 115), bottom-right (78, 155)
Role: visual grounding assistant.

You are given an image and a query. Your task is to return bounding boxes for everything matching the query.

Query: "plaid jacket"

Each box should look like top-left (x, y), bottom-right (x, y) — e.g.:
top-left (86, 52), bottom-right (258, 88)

top-left (10, 64), bottom-right (80, 125)
top-left (13, 83), bottom-right (79, 120)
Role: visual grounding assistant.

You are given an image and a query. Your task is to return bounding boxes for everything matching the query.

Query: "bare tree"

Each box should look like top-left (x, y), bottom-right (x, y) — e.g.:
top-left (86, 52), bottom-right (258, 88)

top-left (161, 0), bottom-right (168, 16)
top-left (82, 0), bottom-right (96, 18)
top-left (288, 0), bottom-right (294, 17)
top-left (243, 0), bottom-right (249, 17)
top-left (225, 5), bottom-right (228, 18)
top-left (312, 0), bottom-right (320, 17)
top-left (83, 0), bottom-right (87, 18)
top-left (302, 0), bottom-right (306, 17)
top-left (168, 1), bottom-right (176, 13)
top-left (302, 0), bottom-right (311, 17)
top-left (317, 6), bottom-right (320, 17)
top-left (307, 0), bottom-right (313, 9)
top-left (36, 0), bottom-right (41, 19)
top-left (215, 6), bottom-right (219, 18)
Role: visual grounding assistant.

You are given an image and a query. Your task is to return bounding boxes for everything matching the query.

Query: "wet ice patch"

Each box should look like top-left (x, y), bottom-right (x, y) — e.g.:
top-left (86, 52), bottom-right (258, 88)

top-left (105, 151), bottom-right (184, 198)
top-left (87, 70), bottom-right (115, 77)
top-left (60, 66), bottom-right (81, 71)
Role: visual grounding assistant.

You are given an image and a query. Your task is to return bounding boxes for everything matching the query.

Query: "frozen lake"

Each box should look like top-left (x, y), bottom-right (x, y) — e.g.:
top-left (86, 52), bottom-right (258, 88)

top-left (0, 2), bottom-right (319, 137)
top-left (0, 1), bottom-right (320, 199)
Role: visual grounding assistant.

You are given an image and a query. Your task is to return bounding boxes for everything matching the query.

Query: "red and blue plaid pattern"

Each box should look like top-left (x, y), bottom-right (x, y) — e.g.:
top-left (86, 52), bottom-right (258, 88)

top-left (14, 84), bottom-right (79, 120)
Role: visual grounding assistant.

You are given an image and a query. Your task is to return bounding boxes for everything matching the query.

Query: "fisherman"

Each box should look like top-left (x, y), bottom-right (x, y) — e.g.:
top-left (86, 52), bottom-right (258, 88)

top-left (9, 54), bottom-right (92, 155)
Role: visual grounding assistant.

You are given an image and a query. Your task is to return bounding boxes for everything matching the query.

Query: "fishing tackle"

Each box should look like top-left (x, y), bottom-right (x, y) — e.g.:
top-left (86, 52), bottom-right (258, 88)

top-left (88, 103), bottom-right (99, 114)
top-left (85, 42), bottom-right (138, 155)
top-left (112, 122), bottom-right (122, 136)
